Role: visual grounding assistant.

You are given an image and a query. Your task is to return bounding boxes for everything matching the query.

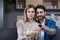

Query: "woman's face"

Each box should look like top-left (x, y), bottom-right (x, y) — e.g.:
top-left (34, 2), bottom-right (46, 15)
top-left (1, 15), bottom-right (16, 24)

top-left (27, 8), bottom-right (35, 19)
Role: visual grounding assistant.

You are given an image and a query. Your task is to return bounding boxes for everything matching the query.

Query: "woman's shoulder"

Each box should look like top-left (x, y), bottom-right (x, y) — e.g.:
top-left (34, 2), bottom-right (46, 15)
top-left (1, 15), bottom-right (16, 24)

top-left (16, 19), bottom-right (24, 27)
top-left (33, 21), bottom-right (39, 26)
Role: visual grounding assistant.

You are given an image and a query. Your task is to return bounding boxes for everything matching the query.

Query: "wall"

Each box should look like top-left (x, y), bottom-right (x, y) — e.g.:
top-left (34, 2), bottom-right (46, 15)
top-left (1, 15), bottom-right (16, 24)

top-left (4, 4), bottom-right (24, 28)
top-left (0, 0), bottom-right (3, 29)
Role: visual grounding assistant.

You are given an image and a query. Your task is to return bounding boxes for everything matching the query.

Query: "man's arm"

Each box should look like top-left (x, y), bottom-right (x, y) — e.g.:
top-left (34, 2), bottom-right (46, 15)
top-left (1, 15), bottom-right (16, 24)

top-left (40, 21), bottom-right (56, 36)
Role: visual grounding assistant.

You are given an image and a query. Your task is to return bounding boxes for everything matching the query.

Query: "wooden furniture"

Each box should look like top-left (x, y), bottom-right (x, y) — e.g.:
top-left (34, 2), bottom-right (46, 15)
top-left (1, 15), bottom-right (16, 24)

top-left (16, 0), bottom-right (60, 10)
top-left (43, 0), bottom-right (60, 10)
top-left (16, 0), bottom-right (25, 9)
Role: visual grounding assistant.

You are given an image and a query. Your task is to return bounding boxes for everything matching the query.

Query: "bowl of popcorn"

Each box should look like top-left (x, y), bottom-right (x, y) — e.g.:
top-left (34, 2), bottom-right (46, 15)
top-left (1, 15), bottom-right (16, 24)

top-left (26, 31), bottom-right (38, 36)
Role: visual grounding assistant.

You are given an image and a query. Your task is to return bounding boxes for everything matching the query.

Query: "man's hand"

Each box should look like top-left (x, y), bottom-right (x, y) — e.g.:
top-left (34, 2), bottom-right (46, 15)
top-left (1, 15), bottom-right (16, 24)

top-left (40, 25), bottom-right (55, 35)
top-left (40, 25), bottom-right (48, 31)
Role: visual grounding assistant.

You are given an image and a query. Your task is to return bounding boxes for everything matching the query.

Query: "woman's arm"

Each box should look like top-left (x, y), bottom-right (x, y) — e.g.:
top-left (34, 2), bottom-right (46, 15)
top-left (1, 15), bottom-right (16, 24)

top-left (16, 20), bottom-right (24, 40)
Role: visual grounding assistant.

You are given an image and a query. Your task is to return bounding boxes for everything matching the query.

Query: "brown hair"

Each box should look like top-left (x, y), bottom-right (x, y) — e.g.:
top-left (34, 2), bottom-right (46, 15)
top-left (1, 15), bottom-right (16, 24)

top-left (23, 4), bottom-right (35, 22)
top-left (35, 5), bottom-right (46, 12)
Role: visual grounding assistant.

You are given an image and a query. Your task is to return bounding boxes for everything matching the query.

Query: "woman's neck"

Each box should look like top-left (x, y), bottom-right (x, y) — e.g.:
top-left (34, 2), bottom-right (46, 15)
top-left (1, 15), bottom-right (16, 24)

top-left (28, 19), bottom-right (34, 23)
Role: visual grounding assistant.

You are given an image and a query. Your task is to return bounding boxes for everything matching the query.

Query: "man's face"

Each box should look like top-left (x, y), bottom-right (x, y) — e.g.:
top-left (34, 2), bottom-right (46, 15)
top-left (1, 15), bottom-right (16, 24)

top-left (36, 8), bottom-right (46, 21)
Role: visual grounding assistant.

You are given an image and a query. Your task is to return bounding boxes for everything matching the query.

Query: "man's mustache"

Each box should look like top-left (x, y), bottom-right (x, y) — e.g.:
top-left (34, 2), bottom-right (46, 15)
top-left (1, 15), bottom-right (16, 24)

top-left (38, 16), bottom-right (43, 17)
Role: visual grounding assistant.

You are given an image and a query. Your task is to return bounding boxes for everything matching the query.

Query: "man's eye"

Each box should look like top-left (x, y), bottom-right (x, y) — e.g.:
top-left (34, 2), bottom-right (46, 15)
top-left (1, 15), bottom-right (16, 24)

top-left (40, 12), bottom-right (43, 13)
top-left (36, 12), bottom-right (43, 13)
top-left (36, 12), bottom-right (39, 13)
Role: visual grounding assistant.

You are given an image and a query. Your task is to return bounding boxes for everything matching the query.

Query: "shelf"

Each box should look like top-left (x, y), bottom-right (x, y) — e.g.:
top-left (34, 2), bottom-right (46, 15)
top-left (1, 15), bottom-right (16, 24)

top-left (43, 0), bottom-right (60, 11)
top-left (46, 9), bottom-right (60, 11)
top-left (16, 8), bottom-right (24, 10)
top-left (16, 0), bottom-right (25, 9)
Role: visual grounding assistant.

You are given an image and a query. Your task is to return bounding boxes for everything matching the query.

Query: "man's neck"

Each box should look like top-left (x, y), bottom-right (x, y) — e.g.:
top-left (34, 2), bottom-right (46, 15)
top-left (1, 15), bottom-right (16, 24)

top-left (39, 18), bottom-right (45, 24)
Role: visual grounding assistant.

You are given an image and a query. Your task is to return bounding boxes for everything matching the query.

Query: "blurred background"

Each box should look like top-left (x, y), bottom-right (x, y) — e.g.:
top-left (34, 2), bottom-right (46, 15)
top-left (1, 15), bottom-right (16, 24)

top-left (0, 0), bottom-right (60, 40)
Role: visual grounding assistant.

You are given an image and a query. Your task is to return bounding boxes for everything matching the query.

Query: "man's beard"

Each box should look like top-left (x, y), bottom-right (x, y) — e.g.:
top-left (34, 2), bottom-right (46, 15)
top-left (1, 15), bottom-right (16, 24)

top-left (37, 16), bottom-right (45, 21)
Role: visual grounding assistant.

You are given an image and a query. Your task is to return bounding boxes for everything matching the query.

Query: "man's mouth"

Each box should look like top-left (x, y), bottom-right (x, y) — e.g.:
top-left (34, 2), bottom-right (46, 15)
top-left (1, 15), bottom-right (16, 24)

top-left (37, 16), bottom-right (43, 19)
top-left (38, 16), bottom-right (42, 17)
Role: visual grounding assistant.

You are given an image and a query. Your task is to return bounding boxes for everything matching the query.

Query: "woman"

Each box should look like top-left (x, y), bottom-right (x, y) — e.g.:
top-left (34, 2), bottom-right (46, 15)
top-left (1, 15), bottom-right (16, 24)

top-left (16, 5), bottom-right (40, 40)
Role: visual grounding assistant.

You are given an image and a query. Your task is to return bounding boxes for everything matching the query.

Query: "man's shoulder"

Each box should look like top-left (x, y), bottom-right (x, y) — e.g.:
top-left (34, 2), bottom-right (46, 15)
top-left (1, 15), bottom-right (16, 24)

top-left (46, 18), bottom-right (56, 23)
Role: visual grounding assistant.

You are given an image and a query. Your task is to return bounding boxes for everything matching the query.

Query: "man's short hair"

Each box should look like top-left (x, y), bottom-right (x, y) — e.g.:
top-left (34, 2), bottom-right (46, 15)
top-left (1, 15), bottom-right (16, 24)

top-left (35, 5), bottom-right (46, 12)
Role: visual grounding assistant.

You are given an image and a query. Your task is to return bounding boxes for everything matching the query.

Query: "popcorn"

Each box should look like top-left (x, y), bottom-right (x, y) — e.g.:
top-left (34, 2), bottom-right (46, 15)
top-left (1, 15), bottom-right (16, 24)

top-left (26, 31), bottom-right (38, 36)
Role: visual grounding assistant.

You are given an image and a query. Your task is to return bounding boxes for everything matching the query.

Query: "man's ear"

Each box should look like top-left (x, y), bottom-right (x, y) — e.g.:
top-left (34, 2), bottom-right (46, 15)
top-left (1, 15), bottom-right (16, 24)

top-left (45, 12), bottom-right (46, 15)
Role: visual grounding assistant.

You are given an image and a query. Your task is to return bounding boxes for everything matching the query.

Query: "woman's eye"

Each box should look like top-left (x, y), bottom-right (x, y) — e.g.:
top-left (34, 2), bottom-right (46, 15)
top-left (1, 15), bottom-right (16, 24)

top-left (32, 11), bottom-right (35, 13)
top-left (28, 11), bottom-right (30, 13)
top-left (28, 11), bottom-right (35, 13)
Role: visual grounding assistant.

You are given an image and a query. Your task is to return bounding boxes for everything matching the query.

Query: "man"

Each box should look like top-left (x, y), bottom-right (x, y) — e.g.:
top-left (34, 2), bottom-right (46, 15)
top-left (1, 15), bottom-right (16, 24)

top-left (35, 5), bottom-right (57, 40)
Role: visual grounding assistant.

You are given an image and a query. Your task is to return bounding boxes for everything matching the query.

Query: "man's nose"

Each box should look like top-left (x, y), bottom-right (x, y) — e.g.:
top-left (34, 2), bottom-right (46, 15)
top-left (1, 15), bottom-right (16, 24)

top-left (38, 13), bottom-right (41, 15)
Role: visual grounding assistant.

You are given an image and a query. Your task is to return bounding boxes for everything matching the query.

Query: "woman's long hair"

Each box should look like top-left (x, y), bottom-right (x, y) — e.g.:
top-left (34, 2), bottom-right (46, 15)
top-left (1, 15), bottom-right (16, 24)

top-left (23, 4), bottom-right (35, 22)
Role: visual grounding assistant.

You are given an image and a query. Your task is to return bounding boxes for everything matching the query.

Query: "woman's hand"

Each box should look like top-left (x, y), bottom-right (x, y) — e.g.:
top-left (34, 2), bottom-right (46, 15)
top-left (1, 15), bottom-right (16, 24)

top-left (26, 31), bottom-right (38, 37)
top-left (33, 26), bottom-right (41, 31)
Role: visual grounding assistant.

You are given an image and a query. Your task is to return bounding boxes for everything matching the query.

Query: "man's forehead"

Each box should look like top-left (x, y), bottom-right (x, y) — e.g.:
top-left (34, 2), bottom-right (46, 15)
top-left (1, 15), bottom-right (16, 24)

top-left (37, 9), bottom-right (44, 11)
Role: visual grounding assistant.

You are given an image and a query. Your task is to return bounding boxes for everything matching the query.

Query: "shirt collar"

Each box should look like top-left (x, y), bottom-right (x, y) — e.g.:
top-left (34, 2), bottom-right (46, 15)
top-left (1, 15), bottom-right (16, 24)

top-left (40, 18), bottom-right (45, 25)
